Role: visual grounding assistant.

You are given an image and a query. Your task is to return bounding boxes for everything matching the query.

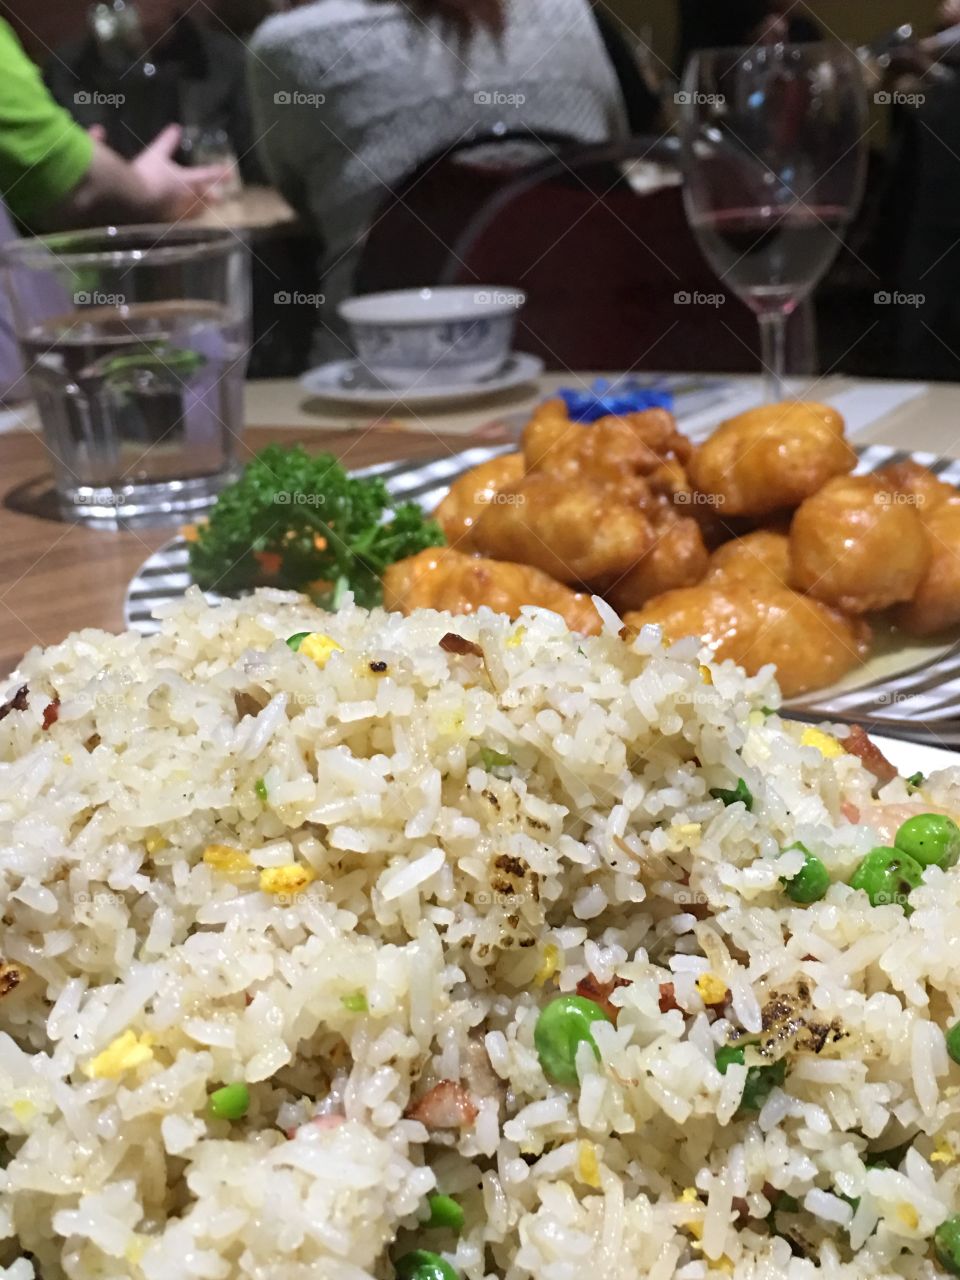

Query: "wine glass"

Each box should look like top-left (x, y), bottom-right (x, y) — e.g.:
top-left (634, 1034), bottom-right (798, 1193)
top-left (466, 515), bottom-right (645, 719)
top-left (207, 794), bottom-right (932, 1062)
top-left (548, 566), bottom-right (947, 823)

top-left (678, 43), bottom-right (868, 402)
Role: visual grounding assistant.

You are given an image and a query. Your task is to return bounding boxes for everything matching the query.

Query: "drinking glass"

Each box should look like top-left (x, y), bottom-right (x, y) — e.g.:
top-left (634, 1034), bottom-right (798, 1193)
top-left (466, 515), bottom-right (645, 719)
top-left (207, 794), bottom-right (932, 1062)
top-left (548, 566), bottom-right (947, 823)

top-left (181, 125), bottom-right (243, 201)
top-left (678, 43), bottom-right (868, 401)
top-left (0, 225), bottom-right (249, 525)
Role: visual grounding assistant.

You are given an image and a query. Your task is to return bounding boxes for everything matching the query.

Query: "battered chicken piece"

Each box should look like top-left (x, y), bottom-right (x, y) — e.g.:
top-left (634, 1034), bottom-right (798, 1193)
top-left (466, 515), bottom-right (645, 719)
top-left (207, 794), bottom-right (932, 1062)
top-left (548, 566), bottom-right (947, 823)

top-left (599, 511), bottom-right (709, 610)
top-left (382, 547), bottom-right (602, 634)
top-left (625, 582), bottom-right (870, 698)
top-left (433, 453), bottom-right (525, 549)
top-left (689, 401), bottom-right (856, 517)
top-left (876, 460), bottom-right (956, 516)
top-left (790, 474), bottom-right (930, 613)
top-left (471, 472), bottom-right (655, 584)
top-left (522, 400), bottom-right (692, 505)
top-left (893, 499), bottom-right (960, 636)
top-left (706, 530), bottom-right (793, 589)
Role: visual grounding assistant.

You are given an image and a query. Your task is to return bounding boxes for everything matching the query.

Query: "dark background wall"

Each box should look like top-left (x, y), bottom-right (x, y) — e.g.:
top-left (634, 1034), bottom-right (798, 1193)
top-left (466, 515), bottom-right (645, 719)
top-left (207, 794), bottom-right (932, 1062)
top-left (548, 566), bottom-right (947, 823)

top-left (601, 0), bottom-right (944, 71)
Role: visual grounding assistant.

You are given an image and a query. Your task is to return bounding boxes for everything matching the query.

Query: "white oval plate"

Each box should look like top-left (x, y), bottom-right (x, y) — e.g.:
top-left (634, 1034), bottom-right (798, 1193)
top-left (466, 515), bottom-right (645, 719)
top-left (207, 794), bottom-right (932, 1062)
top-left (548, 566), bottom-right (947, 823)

top-left (872, 735), bottom-right (959, 776)
top-left (299, 352), bottom-right (544, 407)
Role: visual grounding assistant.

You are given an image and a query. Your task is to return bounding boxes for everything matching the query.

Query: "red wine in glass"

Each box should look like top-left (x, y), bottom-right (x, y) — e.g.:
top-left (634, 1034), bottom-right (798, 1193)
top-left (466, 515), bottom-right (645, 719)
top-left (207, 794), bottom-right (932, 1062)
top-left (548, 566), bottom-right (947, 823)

top-left (690, 205), bottom-right (853, 315)
top-left (679, 43), bottom-right (867, 401)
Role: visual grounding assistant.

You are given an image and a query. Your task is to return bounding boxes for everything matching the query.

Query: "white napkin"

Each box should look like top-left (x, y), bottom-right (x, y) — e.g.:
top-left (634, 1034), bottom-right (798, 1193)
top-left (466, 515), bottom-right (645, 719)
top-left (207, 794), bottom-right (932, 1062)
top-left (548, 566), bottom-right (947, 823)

top-left (679, 378), bottom-right (928, 441)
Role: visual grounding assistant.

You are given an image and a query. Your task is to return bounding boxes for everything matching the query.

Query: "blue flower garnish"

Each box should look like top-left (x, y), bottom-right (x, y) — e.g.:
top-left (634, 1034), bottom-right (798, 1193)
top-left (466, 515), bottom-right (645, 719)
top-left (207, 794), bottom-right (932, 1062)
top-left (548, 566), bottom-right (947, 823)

top-left (556, 378), bottom-right (675, 423)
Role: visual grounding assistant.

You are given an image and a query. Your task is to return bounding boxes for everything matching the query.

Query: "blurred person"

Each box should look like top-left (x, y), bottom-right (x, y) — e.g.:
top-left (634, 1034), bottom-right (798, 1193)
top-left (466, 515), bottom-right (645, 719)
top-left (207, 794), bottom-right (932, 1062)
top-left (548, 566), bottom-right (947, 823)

top-left (204, 0), bottom-right (276, 40)
top-left (46, 0), bottom-right (262, 181)
top-left (248, 0), bottom-right (630, 354)
top-left (0, 13), bottom-right (229, 404)
top-left (677, 0), bottom-right (821, 68)
top-left (0, 15), bottom-right (227, 232)
top-left (884, 1), bottom-right (960, 379)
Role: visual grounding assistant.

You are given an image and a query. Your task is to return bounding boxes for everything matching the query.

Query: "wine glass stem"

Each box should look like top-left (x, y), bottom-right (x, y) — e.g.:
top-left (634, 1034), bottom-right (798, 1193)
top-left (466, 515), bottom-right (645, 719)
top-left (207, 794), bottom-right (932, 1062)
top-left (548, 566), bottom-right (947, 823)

top-left (758, 311), bottom-right (788, 402)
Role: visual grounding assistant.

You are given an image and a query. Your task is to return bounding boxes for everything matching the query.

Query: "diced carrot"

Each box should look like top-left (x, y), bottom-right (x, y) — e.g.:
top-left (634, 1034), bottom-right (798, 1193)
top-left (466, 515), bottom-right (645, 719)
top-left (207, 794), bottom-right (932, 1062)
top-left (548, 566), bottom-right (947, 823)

top-left (254, 551), bottom-right (283, 577)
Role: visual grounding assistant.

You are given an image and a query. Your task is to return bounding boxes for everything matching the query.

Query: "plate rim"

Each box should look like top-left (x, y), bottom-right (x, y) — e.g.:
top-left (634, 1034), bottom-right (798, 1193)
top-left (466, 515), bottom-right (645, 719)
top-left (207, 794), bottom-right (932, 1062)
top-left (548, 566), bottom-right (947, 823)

top-left (298, 351), bottom-right (544, 405)
top-left (123, 440), bottom-right (960, 744)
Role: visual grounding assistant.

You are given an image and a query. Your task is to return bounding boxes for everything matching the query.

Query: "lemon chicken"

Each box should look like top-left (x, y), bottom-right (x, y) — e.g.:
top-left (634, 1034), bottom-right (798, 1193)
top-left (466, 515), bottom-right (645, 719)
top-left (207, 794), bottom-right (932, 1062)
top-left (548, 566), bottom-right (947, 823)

top-left (789, 474), bottom-right (930, 614)
top-left (625, 582), bottom-right (871, 698)
top-left (689, 401), bottom-right (856, 518)
top-left (469, 472), bottom-right (656, 585)
top-left (433, 453), bottom-right (525, 550)
top-left (382, 546), bottom-right (602, 635)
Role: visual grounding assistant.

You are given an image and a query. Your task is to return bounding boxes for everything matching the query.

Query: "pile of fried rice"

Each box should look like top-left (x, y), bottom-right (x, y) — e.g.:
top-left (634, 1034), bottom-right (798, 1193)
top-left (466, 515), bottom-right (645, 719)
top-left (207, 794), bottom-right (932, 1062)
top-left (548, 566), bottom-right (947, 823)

top-left (1, 588), bottom-right (959, 1279)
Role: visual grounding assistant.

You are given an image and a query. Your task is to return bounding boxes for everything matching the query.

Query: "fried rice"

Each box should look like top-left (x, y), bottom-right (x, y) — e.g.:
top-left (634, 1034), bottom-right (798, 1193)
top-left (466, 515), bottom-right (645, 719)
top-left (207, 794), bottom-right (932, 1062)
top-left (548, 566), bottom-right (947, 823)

top-left (1, 588), bottom-right (959, 1279)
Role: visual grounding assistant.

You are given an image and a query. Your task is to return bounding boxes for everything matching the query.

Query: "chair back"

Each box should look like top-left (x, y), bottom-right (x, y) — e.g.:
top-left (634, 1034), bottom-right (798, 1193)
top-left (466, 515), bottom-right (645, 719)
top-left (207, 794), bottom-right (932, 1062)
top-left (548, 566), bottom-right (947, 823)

top-left (440, 138), bottom-right (814, 375)
top-left (354, 129), bottom-right (578, 296)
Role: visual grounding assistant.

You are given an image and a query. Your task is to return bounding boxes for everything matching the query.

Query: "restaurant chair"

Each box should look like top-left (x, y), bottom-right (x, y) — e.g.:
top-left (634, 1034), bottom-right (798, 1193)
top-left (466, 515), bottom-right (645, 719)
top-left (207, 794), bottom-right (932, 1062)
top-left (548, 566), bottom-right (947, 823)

top-left (438, 137), bottom-right (815, 377)
top-left (354, 128), bottom-right (579, 297)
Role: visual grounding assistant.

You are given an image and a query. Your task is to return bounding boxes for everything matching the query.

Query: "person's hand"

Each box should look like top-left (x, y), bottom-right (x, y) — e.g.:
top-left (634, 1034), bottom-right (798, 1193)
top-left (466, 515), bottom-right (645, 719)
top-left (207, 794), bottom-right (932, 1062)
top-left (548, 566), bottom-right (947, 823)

top-left (87, 124), bottom-right (108, 143)
top-left (940, 0), bottom-right (960, 29)
top-left (130, 124), bottom-right (228, 220)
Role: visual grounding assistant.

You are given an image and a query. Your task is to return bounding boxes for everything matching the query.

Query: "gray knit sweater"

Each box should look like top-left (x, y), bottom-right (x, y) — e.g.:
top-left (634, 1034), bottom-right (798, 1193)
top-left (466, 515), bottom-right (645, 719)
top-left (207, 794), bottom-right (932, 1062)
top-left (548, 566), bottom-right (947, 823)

top-left (248, 0), bottom-right (628, 357)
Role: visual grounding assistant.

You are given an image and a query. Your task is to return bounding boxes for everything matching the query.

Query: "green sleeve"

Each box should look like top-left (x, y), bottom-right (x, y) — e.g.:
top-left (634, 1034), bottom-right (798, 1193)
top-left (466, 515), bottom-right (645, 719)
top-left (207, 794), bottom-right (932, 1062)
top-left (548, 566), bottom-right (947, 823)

top-left (0, 19), bottom-right (93, 226)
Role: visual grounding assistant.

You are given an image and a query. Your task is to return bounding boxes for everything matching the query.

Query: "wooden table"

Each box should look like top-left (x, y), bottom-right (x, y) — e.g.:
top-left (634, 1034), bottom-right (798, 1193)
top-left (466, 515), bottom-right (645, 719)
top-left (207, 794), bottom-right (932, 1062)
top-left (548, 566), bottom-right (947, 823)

top-left (185, 186), bottom-right (299, 237)
top-left (0, 425), bottom-right (464, 676)
top-left (3, 372), bottom-right (960, 678)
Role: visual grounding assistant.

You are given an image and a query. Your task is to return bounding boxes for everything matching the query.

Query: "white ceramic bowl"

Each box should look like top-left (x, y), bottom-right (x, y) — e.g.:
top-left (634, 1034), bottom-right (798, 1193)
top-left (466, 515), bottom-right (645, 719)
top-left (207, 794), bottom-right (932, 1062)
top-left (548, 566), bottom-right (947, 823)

top-left (338, 286), bottom-right (525, 388)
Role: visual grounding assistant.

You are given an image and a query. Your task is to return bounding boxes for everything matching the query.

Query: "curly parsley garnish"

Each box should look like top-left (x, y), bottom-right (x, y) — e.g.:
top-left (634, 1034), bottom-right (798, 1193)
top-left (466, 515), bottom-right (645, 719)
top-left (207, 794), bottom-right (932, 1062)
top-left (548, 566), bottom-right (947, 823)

top-left (189, 444), bottom-right (444, 609)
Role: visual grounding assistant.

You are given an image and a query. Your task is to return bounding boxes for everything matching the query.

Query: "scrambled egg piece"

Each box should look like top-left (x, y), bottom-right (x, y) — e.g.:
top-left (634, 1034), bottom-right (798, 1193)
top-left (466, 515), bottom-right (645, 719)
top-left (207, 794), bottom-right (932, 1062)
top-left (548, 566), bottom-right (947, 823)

top-left (679, 1189), bottom-right (734, 1270)
top-left (259, 864), bottom-right (316, 896)
top-left (203, 844), bottom-right (253, 873)
top-left (664, 822), bottom-right (702, 853)
top-left (699, 665), bottom-right (713, 686)
top-left (534, 943), bottom-right (560, 986)
top-left (506, 624), bottom-right (527, 649)
top-left (696, 973), bottom-right (729, 1007)
top-left (577, 1140), bottom-right (602, 1188)
top-left (800, 727), bottom-right (844, 759)
top-left (679, 1187), bottom-right (704, 1240)
top-left (931, 1136), bottom-right (957, 1165)
top-left (84, 1030), bottom-right (155, 1079)
top-left (145, 835), bottom-right (168, 855)
top-left (124, 1237), bottom-right (147, 1265)
top-left (299, 633), bottom-right (344, 667)
top-left (11, 1099), bottom-right (35, 1124)
top-left (896, 1202), bottom-right (919, 1230)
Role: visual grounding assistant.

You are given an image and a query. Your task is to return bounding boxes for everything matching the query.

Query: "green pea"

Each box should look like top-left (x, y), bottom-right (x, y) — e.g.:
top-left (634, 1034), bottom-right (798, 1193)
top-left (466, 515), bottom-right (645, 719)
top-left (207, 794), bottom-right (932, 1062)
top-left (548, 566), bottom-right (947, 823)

top-left (935, 1214), bottom-right (960, 1276)
top-left (850, 846), bottom-right (924, 912)
top-left (741, 1058), bottom-right (786, 1111)
top-left (479, 746), bottom-right (513, 770)
top-left (946, 1021), bottom-right (960, 1065)
top-left (341, 992), bottom-right (368, 1013)
top-left (715, 1044), bottom-right (746, 1074)
top-left (255, 778), bottom-right (268, 802)
top-left (894, 813), bottom-right (960, 869)
top-left (715, 1043), bottom-right (786, 1111)
top-left (781, 843), bottom-right (830, 904)
top-left (286, 632), bottom-right (310, 651)
top-left (395, 1249), bottom-right (458, 1280)
top-left (426, 1193), bottom-right (464, 1231)
top-left (709, 778), bottom-right (753, 811)
top-left (534, 994), bottom-right (612, 1085)
top-left (208, 1082), bottom-right (249, 1121)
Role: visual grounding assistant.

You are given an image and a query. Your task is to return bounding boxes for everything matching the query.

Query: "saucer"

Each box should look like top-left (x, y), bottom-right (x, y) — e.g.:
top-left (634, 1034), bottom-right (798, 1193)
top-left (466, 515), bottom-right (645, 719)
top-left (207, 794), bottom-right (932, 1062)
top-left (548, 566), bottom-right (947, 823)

top-left (299, 352), bottom-right (544, 407)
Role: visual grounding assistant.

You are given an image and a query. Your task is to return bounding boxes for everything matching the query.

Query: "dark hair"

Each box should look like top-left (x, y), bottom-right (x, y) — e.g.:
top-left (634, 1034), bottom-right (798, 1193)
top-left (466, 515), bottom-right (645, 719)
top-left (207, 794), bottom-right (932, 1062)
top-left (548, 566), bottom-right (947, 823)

top-left (403, 0), bottom-right (505, 38)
